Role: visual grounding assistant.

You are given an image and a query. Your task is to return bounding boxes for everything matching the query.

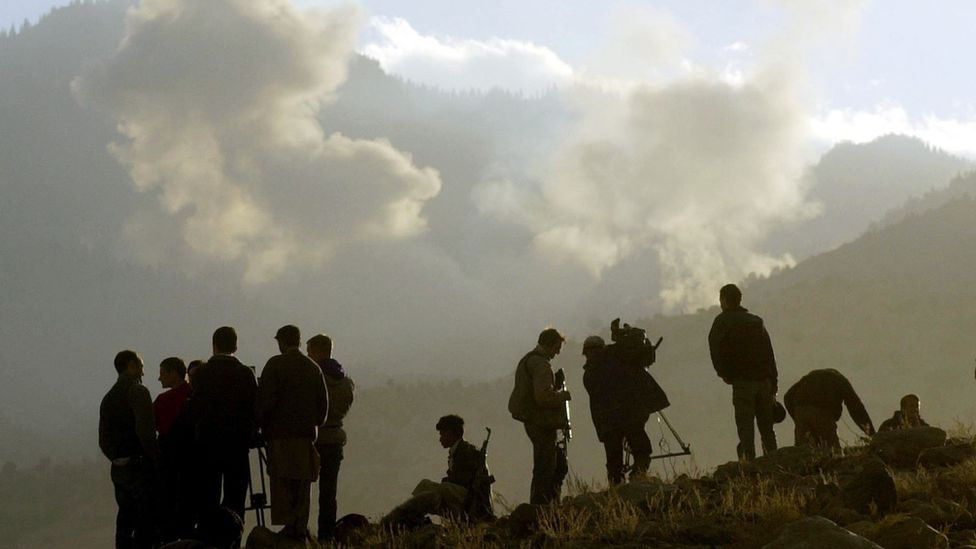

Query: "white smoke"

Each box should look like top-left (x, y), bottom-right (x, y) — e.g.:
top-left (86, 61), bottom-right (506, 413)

top-left (474, 3), bottom-right (878, 312)
top-left (72, 0), bottom-right (441, 283)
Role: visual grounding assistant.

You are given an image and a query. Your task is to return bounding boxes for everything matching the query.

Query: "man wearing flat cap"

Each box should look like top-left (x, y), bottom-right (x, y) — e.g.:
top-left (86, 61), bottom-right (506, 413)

top-left (257, 325), bottom-right (328, 540)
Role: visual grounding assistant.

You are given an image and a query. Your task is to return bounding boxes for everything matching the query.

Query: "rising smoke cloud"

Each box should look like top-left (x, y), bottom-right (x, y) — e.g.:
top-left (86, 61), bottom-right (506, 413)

top-left (72, 0), bottom-right (441, 283)
top-left (474, 3), bottom-right (875, 312)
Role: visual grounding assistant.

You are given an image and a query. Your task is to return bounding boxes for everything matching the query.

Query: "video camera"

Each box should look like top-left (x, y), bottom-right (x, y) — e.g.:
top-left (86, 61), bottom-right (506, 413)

top-left (609, 318), bottom-right (662, 370)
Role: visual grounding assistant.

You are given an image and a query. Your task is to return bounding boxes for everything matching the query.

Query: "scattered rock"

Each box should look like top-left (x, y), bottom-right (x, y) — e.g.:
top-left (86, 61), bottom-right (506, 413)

top-left (839, 457), bottom-right (897, 516)
top-left (676, 518), bottom-right (737, 545)
top-left (616, 478), bottom-right (675, 507)
top-left (762, 516), bottom-right (882, 548)
top-left (873, 516), bottom-right (949, 549)
top-left (918, 442), bottom-right (976, 468)
top-left (869, 427), bottom-right (946, 468)
top-left (507, 503), bottom-right (541, 536)
top-left (244, 526), bottom-right (309, 549)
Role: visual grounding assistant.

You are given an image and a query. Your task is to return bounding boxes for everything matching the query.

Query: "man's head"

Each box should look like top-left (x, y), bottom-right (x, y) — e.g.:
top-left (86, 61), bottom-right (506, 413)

top-left (538, 328), bottom-right (565, 359)
top-left (900, 394), bottom-right (921, 421)
top-left (306, 333), bottom-right (333, 363)
top-left (582, 335), bottom-right (605, 358)
top-left (187, 359), bottom-right (205, 386)
top-left (275, 324), bottom-right (301, 352)
top-left (435, 414), bottom-right (464, 448)
top-left (212, 326), bottom-right (238, 355)
top-left (719, 284), bottom-right (742, 311)
top-left (114, 350), bottom-right (143, 380)
top-left (158, 357), bottom-right (186, 389)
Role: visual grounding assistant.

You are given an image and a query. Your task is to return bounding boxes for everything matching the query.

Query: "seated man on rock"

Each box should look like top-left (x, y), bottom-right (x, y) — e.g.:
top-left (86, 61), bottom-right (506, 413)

top-left (784, 368), bottom-right (875, 448)
top-left (878, 394), bottom-right (929, 432)
top-left (382, 415), bottom-right (483, 528)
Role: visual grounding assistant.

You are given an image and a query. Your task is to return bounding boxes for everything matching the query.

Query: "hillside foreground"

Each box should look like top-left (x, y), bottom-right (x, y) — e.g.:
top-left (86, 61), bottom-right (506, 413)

top-left (243, 425), bottom-right (976, 548)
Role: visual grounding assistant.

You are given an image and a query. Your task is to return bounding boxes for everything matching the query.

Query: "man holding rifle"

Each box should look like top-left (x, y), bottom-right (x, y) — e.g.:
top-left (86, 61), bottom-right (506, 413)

top-left (508, 328), bottom-right (571, 505)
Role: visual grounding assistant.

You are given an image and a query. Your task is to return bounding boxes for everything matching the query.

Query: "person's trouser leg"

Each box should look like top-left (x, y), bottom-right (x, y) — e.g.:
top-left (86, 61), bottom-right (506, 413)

top-left (812, 415), bottom-right (841, 449)
top-left (317, 443), bottom-right (343, 541)
top-left (624, 423), bottom-right (653, 478)
top-left (111, 461), bottom-right (156, 549)
top-left (732, 381), bottom-right (758, 460)
top-left (793, 406), bottom-right (840, 449)
top-left (602, 430), bottom-right (625, 485)
top-left (754, 379), bottom-right (778, 456)
top-left (199, 447), bottom-right (223, 514)
top-left (524, 424), bottom-right (557, 504)
top-left (222, 446), bottom-right (250, 523)
top-left (112, 465), bottom-right (136, 549)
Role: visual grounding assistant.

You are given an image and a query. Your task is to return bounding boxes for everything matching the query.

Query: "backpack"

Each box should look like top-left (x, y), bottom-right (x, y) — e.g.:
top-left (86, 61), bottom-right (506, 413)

top-left (507, 351), bottom-right (542, 422)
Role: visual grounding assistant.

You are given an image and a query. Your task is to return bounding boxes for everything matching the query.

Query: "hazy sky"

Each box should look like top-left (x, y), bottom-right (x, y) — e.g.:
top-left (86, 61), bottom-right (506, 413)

top-left (13, 1), bottom-right (976, 127)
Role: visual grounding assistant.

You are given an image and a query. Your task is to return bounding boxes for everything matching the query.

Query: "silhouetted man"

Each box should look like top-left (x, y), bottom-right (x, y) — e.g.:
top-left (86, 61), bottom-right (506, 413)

top-left (784, 368), bottom-right (875, 447)
top-left (99, 350), bottom-right (159, 549)
top-left (154, 357), bottom-right (194, 541)
top-left (879, 394), bottom-right (929, 432)
top-left (257, 325), bottom-right (328, 540)
top-left (307, 333), bottom-right (355, 543)
top-left (709, 284), bottom-right (778, 461)
top-left (508, 328), bottom-right (570, 504)
top-left (582, 335), bottom-right (653, 484)
top-left (192, 326), bottom-right (257, 522)
top-left (382, 415), bottom-right (482, 527)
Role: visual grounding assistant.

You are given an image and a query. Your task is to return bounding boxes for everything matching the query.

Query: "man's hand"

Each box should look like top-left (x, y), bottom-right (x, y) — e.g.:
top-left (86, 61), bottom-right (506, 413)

top-left (562, 390), bottom-right (572, 402)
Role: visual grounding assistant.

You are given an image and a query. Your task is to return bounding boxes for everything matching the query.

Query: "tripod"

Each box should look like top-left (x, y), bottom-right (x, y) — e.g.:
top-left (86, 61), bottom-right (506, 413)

top-left (246, 445), bottom-right (270, 527)
top-left (623, 411), bottom-right (692, 475)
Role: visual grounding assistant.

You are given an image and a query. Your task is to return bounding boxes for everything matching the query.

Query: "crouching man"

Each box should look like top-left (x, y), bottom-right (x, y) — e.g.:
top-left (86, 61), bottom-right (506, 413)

top-left (382, 415), bottom-right (482, 528)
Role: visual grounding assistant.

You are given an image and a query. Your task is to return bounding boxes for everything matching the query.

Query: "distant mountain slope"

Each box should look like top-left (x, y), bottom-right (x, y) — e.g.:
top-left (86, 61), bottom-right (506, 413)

top-left (764, 135), bottom-right (972, 260)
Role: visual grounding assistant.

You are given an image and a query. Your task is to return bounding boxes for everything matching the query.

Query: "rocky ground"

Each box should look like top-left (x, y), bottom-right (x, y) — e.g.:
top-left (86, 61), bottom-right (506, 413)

top-left (244, 426), bottom-right (976, 548)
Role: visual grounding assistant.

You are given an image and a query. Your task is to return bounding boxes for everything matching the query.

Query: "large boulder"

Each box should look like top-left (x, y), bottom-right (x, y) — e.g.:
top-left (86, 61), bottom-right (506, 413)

top-left (869, 426), bottom-right (946, 468)
top-left (917, 441), bottom-right (976, 467)
top-left (873, 516), bottom-right (948, 549)
top-left (762, 516), bottom-right (882, 548)
top-left (839, 457), bottom-right (898, 516)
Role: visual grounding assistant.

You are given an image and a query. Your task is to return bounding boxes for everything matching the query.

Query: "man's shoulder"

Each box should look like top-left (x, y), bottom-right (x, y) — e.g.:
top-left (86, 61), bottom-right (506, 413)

top-left (523, 351), bottom-right (551, 373)
top-left (127, 382), bottom-right (151, 402)
top-left (456, 440), bottom-right (481, 460)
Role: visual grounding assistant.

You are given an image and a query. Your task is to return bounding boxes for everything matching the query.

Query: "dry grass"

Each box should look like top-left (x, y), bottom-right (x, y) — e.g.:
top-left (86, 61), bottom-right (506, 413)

top-left (354, 444), bottom-right (976, 548)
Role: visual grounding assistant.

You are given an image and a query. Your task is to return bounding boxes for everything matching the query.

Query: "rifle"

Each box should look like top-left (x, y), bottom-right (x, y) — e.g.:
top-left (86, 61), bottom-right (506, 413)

top-left (554, 368), bottom-right (572, 455)
top-left (464, 427), bottom-right (496, 520)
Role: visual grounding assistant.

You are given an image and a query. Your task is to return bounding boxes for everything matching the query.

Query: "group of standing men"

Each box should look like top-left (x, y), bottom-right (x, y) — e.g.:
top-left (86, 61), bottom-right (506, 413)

top-left (506, 282), bottom-right (930, 507)
top-left (711, 283), bottom-right (928, 461)
top-left (99, 325), bottom-right (355, 548)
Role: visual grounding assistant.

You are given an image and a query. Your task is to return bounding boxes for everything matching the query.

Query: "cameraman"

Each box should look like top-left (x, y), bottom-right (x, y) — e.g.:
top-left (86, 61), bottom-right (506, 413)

top-left (583, 322), bottom-right (665, 485)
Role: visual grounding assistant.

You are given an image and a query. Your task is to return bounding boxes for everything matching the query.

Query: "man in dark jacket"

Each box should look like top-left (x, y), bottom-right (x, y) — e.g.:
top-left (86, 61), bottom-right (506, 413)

top-left (709, 284), bottom-right (778, 461)
top-left (99, 349), bottom-right (159, 549)
top-left (192, 326), bottom-right (258, 522)
top-left (582, 336), bottom-right (653, 484)
top-left (257, 325), bottom-right (328, 540)
top-left (382, 415), bottom-right (483, 527)
top-left (508, 328), bottom-right (571, 504)
top-left (306, 333), bottom-right (355, 543)
top-left (879, 394), bottom-right (929, 432)
top-left (784, 369), bottom-right (875, 447)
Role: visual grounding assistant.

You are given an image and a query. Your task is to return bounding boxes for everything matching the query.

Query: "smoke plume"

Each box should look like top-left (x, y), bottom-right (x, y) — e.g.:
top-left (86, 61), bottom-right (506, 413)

top-left (475, 4), bottom-right (875, 311)
top-left (72, 0), bottom-right (441, 283)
